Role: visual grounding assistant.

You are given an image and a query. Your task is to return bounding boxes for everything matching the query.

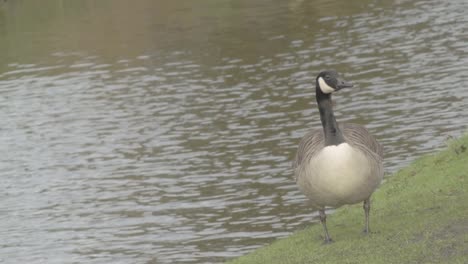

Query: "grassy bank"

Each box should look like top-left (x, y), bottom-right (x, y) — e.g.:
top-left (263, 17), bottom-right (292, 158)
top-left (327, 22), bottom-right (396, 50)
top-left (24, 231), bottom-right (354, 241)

top-left (229, 135), bottom-right (468, 264)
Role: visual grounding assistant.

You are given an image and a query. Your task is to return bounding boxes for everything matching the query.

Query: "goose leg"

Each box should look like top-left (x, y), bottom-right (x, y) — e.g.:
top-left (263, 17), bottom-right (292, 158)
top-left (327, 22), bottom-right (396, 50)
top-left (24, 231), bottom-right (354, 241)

top-left (319, 209), bottom-right (333, 243)
top-left (363, 198), bottom-right (371, 234)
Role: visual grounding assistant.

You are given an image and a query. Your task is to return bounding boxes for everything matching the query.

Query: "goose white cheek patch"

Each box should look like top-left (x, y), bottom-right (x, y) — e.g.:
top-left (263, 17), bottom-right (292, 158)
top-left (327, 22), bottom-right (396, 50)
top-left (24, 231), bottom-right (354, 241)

top-left (318, 77), bottom-right (335, 94)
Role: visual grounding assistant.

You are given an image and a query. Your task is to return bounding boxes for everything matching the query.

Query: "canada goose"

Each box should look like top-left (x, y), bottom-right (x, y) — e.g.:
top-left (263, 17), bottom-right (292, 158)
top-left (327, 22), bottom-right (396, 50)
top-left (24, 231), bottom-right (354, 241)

top-left (293, 70), bottom-right (383, 243)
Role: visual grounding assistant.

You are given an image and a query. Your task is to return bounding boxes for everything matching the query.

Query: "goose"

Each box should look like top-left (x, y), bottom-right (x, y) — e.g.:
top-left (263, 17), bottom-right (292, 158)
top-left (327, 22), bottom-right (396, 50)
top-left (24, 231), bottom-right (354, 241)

top-left (293, 70), bottom-right (383, 243)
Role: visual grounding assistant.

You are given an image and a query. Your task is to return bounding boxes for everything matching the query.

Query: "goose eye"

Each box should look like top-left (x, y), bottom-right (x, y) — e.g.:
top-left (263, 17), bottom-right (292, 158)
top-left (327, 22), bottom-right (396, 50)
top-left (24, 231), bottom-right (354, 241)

top-left (325, 75), bottom-right (331, 80)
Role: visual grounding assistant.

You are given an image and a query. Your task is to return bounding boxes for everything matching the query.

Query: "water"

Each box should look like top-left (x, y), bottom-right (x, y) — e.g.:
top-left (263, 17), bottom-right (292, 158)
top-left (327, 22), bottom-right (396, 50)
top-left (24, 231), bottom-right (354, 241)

top-left (1, 0), bottom-right (467, 263)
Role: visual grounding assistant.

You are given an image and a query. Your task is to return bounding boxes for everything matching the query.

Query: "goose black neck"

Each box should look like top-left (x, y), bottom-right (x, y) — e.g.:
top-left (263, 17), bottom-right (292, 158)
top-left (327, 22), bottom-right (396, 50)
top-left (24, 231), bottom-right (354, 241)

top-left (316, 85), bottom-right (345, 146)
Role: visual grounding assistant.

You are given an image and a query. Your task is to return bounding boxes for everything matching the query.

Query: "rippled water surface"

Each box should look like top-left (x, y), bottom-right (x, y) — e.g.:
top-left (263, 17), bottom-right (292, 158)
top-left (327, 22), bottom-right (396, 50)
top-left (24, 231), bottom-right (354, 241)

top-left (1, 0), bottom-right (468, 263)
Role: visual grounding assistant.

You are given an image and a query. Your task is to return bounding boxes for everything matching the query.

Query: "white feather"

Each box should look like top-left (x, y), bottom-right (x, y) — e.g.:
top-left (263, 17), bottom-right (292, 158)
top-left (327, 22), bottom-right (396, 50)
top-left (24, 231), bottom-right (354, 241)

top-left (299, 143), bottom-right (379, 206)
top-left (318, 77), bottom-right (335, 94)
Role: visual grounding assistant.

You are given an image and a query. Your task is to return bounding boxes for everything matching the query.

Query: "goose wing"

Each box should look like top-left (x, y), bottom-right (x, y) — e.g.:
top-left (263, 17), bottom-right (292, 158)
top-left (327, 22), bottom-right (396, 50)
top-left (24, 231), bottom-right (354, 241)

top-left (342, 123), bottom-right (383, 159)
top-left (292, 124), bottom-right (383, 181)
top-left (293, 128), bottom-right (324, 180)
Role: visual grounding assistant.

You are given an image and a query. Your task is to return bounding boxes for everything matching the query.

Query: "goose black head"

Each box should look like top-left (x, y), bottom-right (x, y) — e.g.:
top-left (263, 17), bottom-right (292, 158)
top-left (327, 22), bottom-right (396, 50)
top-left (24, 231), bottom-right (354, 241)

top-left (316, 70), bottom-right (353, 94)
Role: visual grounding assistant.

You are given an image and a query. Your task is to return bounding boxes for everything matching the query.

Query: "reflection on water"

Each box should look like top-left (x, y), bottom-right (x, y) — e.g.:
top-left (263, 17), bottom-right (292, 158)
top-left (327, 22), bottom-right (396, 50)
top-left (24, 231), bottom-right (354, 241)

top-left (1, 0), bottom-right (468, 263)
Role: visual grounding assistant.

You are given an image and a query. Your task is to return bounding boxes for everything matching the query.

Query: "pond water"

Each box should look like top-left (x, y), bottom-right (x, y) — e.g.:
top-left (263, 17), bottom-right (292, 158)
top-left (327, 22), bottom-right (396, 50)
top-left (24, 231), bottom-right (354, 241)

top-left (1, 0), bottom-right (467, 263)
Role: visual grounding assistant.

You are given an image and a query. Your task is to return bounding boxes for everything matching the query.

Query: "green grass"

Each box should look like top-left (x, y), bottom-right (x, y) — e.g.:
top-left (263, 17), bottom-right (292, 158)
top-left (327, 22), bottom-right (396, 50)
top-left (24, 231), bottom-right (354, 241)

top-left (229, 135), bottom-right (468, 264)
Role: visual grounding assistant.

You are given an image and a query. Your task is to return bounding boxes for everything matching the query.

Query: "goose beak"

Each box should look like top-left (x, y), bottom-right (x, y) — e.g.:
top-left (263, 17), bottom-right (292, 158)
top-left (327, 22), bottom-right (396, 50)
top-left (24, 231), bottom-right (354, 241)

top-left (336, 80), bottom-right (354, 91)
